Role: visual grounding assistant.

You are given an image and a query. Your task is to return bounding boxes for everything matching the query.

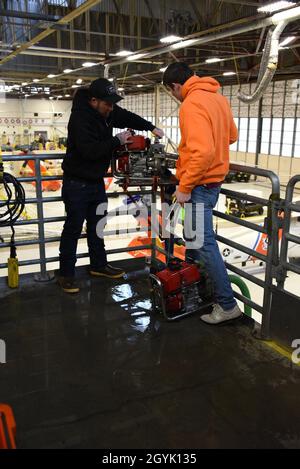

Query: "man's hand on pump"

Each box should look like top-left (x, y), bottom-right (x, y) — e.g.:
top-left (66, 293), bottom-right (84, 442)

top-left (116, 130), bottom-right (133, 145)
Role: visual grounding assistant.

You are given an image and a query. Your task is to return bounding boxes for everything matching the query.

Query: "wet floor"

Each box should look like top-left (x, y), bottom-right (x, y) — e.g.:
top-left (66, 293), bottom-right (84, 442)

top-left (1, 259), bottom-right (300, 449)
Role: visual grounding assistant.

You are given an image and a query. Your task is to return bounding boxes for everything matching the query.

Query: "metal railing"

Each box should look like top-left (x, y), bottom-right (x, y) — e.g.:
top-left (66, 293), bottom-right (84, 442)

top-left (0, 153), bottom-right (152, 281)
top-left (214, 163), bottom-right (282, 339)
top-left (278, 175), bottom-right (300, 286)
top-left (1, 153), bottom-right (300, 339)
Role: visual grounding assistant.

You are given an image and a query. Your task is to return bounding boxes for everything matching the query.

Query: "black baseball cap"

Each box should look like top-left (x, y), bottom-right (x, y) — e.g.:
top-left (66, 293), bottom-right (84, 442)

top-left (89, 78), bottom-right (123, 104)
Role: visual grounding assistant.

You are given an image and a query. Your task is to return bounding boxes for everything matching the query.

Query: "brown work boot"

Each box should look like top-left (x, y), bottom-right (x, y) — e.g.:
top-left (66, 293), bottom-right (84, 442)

top-left (57, 276), bottom-right (80, 293)
top-left (89, 264), bottom-right (125, 279)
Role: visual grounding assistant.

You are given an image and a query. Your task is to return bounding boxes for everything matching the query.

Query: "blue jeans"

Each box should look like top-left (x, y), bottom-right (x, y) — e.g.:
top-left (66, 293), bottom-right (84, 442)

top-left (59, 177), bottom-right (108, 277)
top-left (185, 185), bottom-right (237, 311)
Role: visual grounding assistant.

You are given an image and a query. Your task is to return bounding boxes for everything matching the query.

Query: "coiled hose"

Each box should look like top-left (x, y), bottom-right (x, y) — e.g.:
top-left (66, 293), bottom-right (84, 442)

top-left (0, 172), bottom-right (26, 228)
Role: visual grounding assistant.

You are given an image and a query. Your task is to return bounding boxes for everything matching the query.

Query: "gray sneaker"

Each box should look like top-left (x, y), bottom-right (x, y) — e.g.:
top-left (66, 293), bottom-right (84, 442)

top-left (200, 303), bottom-right (242, 324)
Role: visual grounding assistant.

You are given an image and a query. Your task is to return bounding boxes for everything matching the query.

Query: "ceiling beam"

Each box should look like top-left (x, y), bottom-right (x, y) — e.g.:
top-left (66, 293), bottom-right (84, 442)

top-left (189, 0), bottom-right (204, 26)
top-left (0, 10), bottom-right (60, 22)
top-left (0, 0), bottom-right (104, 66)
top-left (216, 0), bottom-right (260, 6)
top-left (143, 0), bottom-right (160, 36)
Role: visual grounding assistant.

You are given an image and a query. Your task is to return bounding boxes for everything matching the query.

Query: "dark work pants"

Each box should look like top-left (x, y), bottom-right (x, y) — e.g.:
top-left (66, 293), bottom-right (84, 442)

top-left (59, 176), bottom-right (108, 277)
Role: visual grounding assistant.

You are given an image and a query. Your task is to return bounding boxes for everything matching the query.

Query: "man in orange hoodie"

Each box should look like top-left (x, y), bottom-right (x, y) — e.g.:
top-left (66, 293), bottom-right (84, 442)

top-left (163, 62), bottom-right (241, 324)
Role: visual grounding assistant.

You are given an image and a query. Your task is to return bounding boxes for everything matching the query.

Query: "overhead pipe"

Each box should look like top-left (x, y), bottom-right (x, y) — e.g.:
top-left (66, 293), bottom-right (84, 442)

top-left (0, 43), bottom-right (104, 56)
top-left (21, 50), bottom-right (104, 60)
top-left (101, 5), bottom-right (300, 94)
top-left (0, 10), bottom-right (60, 22)
top-left (238, 6), bottom-right (300, 103)
top-left (104, 17), bottom-right (273, 68)
top-left (0, 43), bottom-right (105, 60)
top-left (29, 45), bottom-right (105, 56)
top-left (238, 20), bottom-right (288, 103)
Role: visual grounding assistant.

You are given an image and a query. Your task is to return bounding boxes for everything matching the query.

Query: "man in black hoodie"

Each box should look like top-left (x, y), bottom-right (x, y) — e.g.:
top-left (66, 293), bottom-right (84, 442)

top-left (59, 78), bottom-right (164, 293)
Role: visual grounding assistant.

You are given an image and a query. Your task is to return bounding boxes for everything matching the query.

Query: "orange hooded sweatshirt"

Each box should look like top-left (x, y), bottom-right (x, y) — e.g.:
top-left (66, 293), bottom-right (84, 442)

top-left (176, 75), bottom-right (238, 193)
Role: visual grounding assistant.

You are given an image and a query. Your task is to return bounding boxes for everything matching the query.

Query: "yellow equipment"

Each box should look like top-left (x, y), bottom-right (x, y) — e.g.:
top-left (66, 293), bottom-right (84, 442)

top-left (7, 252), bottom-right (19, 288)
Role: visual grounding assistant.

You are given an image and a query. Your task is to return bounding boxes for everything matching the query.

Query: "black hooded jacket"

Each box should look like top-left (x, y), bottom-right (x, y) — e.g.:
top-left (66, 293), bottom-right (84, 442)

top-left (62, 88), bottom-right (155, 182)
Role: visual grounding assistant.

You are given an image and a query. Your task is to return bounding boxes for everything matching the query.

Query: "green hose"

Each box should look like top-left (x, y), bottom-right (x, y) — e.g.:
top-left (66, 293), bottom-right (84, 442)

top-left (229, 274), bottom-right (252, 317)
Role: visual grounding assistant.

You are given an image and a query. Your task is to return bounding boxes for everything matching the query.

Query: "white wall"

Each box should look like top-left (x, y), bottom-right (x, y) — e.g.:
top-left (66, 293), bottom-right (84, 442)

top-left (0, 97), bottom-right (72, 145)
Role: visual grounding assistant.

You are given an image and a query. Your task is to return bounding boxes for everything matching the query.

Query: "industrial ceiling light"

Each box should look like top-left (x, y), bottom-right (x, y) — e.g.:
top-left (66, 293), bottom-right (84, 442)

top-left (171, 39), bottom-right (197, 50)
top-left (257, 1), bottom-right (296, 13)
top-left (160, 35), bottom-right (183, 43)
top-left (205, 57), bottom-right (223, 63)
top-left (47, 74), bottom-right (56, 78)
top-left (49, 97), bottom-right (54, 100)
top-left (118, 87), bottom-right (124, 91)
top-left (279, 35), bottom-right (296, 47)
top-left (115, 50), bottom-right (133, 57)
top-left (137, 84), bottom-right (144, 88)
top-left (21, 82), bottom-right (28, 86)
top-left (108, 78), bottom-right (114, 82)
top-left (82, 62), bottom-right (97, 67)
top-left (76, 78), bottom-right (83, 84)
top-left (160, 67), bottom-right (167, 72)
top-left (127, 53), bottom-right (146, 61)
top-left (57, 95), bottom-right (63, 98)
top-left (223, 71), bottom-right (236, 76)
top-left (72, 84), bottom-right (80, 88)
top-left (64, 94), bottom-right (71, 98)
top-left (63, 69), bottom-right (73, 74)
top-left (33, 79), bottom-right (40, 83)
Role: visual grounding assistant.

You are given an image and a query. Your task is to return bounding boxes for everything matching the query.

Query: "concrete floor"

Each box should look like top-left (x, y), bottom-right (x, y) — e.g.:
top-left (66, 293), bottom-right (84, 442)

top-left (1, 258), bottom-right (300, 449)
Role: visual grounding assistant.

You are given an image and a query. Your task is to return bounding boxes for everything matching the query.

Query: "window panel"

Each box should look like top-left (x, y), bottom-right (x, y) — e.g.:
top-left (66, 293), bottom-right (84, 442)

top-left (294, 145), bottom-right (300, 158)
top-left (262, 118), bottom-right (271, 131)
top-left (270, 143), bottom-right (280, 155)
top-left (282, 144), bottom-right (292, 157)
top-left (271, 128), bottom-right (282, 144)
top-left (261, 142), bottom-right (269, 154)
top-left (238, 129), bottom-right (248, 141)
top-left (283, 118), bottom-right (295, 144)
top-left (248, 140), bottom-right (257, 153)
top-left (238, 140), bottom-right (247, 152)
top-left (249, 118), bottom-right (258, 130)
top-left (295, 120), bottom-right (300, 144)
top-left (272, 118), bottom-right (282, 132)
top-left (239, 118), bottom-right (248, 130)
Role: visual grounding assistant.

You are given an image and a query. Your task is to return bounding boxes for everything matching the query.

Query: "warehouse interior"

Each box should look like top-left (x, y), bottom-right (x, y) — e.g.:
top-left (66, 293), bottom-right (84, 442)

top-left (1, 0), bottom-right (300, 450)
